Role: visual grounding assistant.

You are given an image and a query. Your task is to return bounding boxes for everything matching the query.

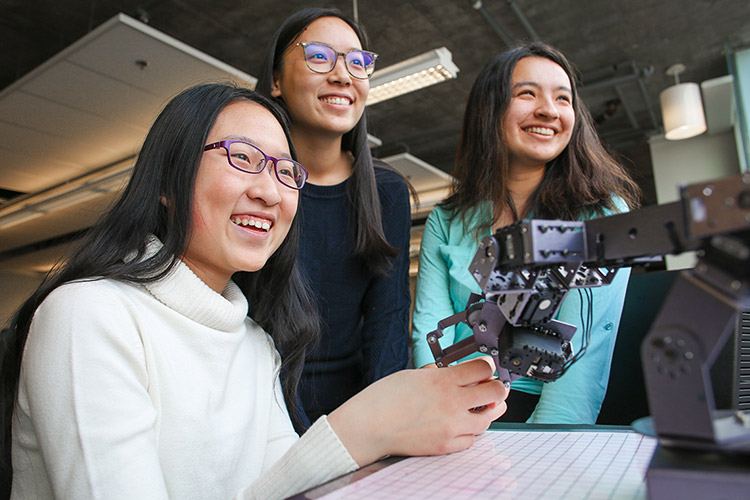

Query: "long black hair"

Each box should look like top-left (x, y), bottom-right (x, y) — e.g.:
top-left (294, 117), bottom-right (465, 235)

top-left (444, 42), bottom-right (641, 235)
top-left (255, 7), bottom-right (399, 275)
top-left (0, 83), bottom-right (319, 492)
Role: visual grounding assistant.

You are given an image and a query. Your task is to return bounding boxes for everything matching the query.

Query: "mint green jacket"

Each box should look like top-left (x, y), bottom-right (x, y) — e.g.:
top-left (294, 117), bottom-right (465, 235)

top-left (411, 202), bottom-right (630, 424)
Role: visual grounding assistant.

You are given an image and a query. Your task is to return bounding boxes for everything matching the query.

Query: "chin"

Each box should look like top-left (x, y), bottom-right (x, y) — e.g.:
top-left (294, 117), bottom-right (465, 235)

top-left (234, 260), bottom-right (266, 274)
top-left (326, 117), bottom-right (359, 133)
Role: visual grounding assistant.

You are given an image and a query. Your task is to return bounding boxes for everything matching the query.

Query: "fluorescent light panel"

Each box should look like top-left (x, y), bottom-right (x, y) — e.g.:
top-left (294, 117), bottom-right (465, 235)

top-left (0, 209), bottom-right (45, 230)
top-left (0, 159), bottom-right (134, 231)
top-left (367, 47), bottom-right (459, 106)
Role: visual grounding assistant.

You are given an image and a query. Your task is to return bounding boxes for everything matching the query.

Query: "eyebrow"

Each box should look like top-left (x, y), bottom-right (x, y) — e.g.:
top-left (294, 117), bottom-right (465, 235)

top-left (512, 81), bottom-right (572, 94)
top-left (306, 40), bottom-right (363, 52)
top-left (224, 135), bottom-right (293, 160)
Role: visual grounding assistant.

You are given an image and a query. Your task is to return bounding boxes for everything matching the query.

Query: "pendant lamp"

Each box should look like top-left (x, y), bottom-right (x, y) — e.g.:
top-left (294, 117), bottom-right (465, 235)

top-left (659, 64), bottom-right (707, 140)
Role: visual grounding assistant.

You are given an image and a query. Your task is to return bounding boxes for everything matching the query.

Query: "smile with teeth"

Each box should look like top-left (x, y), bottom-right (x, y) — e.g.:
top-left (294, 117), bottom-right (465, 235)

top-left (524, 126), bottom-right (554, 136)
top-left (320, 96), bottom-right (351, 105)
top-left (232, 216), bottom-right (272, 232)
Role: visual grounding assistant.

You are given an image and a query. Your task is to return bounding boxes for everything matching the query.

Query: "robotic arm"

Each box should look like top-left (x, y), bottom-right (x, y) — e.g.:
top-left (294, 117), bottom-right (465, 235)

top-left (427, 172), bottom-right (750, 452)
top-left (426, 218), bottom-right (624, 387)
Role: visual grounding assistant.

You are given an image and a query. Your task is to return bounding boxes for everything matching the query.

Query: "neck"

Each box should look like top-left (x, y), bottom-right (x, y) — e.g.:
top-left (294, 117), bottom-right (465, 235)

top-left (181, 256), bottom-right (229, 295)
top-left (494, 163), bottom-right (546, 229)
top-left (291, 127), bottom-right (353, 186)
top-left (507, 163), bottom-right (545, 210)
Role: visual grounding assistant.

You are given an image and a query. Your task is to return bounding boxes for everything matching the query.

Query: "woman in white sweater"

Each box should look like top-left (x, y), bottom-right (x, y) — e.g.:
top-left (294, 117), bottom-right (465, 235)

top-left (0, 84), bottom-right (507, 500)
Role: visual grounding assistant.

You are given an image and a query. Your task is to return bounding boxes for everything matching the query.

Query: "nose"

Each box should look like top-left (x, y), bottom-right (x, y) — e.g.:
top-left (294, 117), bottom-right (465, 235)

top-left (329, 55), bottom-right (352, 86)
top-left (535, 94), bottom-right (560, 119)
top-left (245, 164), bottom-right (282, 206)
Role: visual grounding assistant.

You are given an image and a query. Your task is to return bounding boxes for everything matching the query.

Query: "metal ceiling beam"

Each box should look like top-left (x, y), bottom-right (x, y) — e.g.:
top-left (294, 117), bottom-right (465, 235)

top-left (580, 65), bottom-right (653, 93)
top-left (614, 85), bottom-right (641, 129)
top-left (600, 127), bottom-right (657, 141)
top-left (504, 0), bottom-right (540, 41)
top-left (469, 0), bottom-right (541, 47)
top-left (636, 75), bottom-right (661, 130)
top-left (470, 0), bottom-right (514, 48)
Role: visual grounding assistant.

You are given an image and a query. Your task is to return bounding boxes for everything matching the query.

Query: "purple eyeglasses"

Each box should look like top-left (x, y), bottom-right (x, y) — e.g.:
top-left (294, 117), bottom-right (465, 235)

top-left (204, 140), bottom-right (308, 190)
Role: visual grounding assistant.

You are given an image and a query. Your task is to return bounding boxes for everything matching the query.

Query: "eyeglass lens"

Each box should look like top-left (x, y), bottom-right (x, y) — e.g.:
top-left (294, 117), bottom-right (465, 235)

top-left (302, 43), bottom-right (376, 79)
top-left (228, 142), bottom-right (305, 189)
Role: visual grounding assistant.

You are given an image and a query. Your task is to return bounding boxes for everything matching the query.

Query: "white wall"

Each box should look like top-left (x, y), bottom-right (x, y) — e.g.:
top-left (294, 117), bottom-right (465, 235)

top-left (649, 130), bottom-right (741, 269)
top-left (650, 131), bottom-right (741, 203)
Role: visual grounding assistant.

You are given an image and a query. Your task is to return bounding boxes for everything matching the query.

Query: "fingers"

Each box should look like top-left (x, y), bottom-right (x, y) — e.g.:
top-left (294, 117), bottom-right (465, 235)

top-left (448, 399), bottom-right (507, 446)
top-left (439, 434), bottom-right (476, 455)
top-left (461, 378), bottom-right (507, 411)
top-left (456, 355), bottom-right (496, 371)
top-left (463, 399), bottom-right (507, 436)
top-left (449, 356), bottom-right (496, 386)
top-left (476, 399), bottom-right (507, 422)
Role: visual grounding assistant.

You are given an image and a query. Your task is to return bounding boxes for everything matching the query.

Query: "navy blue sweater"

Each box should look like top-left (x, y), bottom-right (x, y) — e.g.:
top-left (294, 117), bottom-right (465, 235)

top-left (296, 163), bottom-right (411, 425)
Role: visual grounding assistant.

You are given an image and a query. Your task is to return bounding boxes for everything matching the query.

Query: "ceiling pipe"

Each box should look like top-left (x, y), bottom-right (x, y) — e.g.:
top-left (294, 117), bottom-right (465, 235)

top-left (599, 127), bottom-right (657, 141)
top-left (614, 85), bottom-right (641, 129)
top-left (581, 61), bottom-right (657, 133)
top-left (635, 71), bottom-right (660, 130)
top-left (504, 0), bottom-right (540, 41)
top-left (585, 61), bottom-right (634, 82)
top-left (470, 0), bottom-right (514, 48)
top-left (580, 65), bottom-right (653, 93)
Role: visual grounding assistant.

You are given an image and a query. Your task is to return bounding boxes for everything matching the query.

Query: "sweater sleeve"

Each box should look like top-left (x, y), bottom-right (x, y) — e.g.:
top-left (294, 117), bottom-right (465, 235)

top-left (411, 207), bottom-right (458, 368)
top-left (236, 416), bottom-right (358, 500)
top-left (16, 284), bottom-right (170, 500)
top-left (359, 167), bottom-right (411, 381)
top-left (261, 353), bottom-right (307, 470)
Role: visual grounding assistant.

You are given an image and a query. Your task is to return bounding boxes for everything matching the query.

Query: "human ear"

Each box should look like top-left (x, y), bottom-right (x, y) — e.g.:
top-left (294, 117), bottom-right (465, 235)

top-left (159, 195), bottom-right (168, 207)
top-left (271, 72), bottom-right (282, 98)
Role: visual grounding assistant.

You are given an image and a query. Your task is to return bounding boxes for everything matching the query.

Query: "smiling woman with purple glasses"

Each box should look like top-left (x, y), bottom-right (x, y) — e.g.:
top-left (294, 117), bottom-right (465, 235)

top-left (249, 7), bottom-right (414, 432)
top-left (0, 83), bottom-right (507, 500)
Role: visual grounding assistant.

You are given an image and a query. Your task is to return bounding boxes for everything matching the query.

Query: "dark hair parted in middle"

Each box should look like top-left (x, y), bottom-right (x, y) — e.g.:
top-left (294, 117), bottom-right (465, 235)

top-left (255, 7), bottom-right (398, 275)
top-left (444, 41), bottom-right (641, 233)
top-left (0, 84), bottom-right (318, 464)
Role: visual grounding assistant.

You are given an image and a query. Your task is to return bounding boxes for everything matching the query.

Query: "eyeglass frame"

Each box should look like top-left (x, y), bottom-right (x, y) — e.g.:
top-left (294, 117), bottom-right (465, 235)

top-left (296, 41), bottom-right (378, 80)
top-left (203, 140), bottom-right (308, 190)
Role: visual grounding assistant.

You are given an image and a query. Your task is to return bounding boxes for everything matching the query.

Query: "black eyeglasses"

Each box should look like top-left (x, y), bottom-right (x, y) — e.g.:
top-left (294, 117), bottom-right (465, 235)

top-left (203, 140), bottom-right (308, 190)
top-left (297, 42), bottom-right (378, 79)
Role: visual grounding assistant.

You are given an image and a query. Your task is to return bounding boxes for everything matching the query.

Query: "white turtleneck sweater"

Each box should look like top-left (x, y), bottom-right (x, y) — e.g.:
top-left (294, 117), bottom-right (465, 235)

top-left (11, 253), bottom-right (357, 500)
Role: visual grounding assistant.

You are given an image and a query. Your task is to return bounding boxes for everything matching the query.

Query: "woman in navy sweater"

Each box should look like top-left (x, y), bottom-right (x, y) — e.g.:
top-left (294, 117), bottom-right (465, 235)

top-left (253, 8), bottom-right (412, 429)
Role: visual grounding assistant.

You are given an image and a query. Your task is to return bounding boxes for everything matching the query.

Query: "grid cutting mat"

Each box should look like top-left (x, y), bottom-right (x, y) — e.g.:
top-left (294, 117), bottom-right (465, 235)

top-left (320, 430), bottom-right (657, 500)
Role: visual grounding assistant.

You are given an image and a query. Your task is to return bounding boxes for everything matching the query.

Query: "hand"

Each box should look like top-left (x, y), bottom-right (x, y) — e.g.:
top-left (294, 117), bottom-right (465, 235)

top-left (328, 357), bottom-right (507, 467)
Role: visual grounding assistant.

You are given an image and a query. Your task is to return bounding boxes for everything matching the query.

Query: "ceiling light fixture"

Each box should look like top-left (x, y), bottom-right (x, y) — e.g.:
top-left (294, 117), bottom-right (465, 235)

top-left (0, 159), bottom-right (134, 231)
top-left (366, 47), bottom-right (459, 106)
top-left (659, 63), bottom-right (707, 140)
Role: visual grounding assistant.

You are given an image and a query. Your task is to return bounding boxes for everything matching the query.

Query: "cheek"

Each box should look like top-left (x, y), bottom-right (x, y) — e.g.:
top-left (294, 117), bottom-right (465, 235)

top-left (192, 174), bottom-right (237, 228)
top-left (500, 114), bottom-right (516, 141)
top-left (189, 192), bottom-right (216, 237)
top-left (502, 105), bottom-right (523, 130)
top-left (279, 193), bottom-right (298, 228)
top-left (563, 108), bottom-right (576, 130)
top-left (355, 80), bottom-right (370, 100)
top-left (284, 193), bottom-right (299, 220)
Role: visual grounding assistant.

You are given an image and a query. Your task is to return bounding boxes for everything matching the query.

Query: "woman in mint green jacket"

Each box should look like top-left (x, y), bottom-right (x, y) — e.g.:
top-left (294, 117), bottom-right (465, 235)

top-left (411, 42), bottom-right (641, 424)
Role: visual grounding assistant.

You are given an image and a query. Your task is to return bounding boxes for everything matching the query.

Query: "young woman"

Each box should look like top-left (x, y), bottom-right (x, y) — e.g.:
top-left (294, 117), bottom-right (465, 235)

top-left (0, 84), bottom-right (506, 500)
top-left (411, 43), bottom-right (641, 425)
top-left (253, 8), bottom-right (412, 427)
